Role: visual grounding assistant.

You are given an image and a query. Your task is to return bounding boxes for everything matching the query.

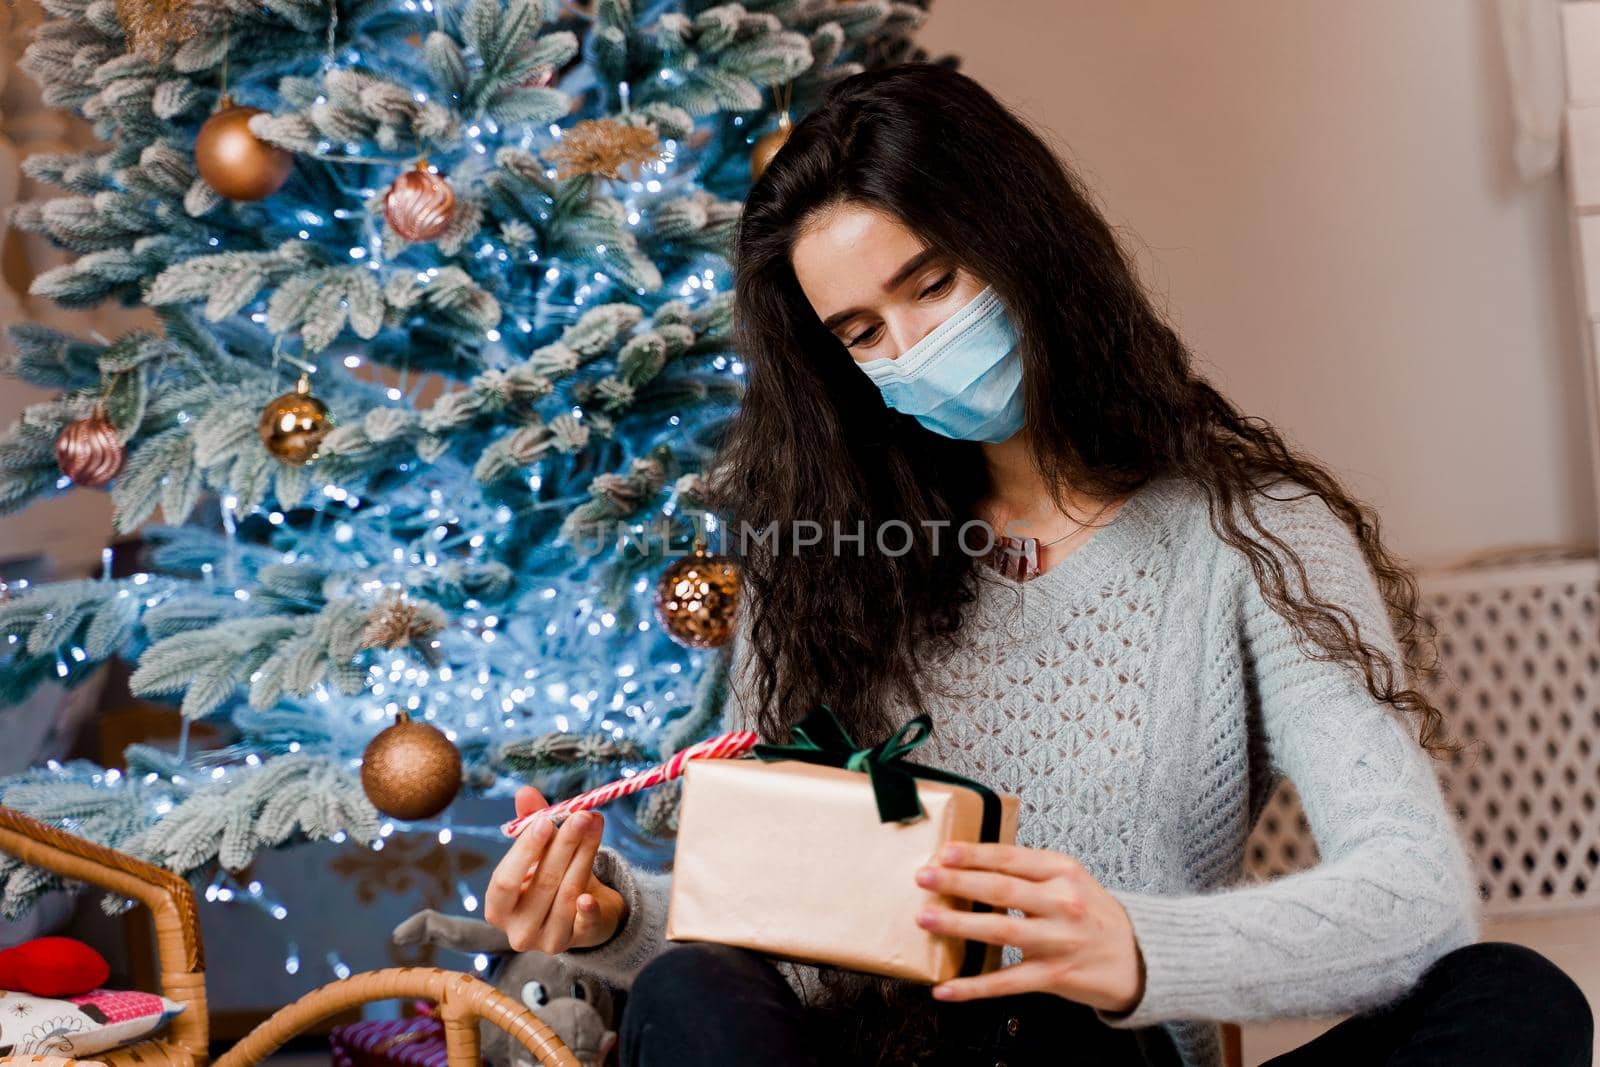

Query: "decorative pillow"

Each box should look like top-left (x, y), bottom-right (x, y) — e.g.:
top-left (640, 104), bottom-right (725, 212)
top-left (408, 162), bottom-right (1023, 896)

top-left (0, 988), bottom-right (185, 1058)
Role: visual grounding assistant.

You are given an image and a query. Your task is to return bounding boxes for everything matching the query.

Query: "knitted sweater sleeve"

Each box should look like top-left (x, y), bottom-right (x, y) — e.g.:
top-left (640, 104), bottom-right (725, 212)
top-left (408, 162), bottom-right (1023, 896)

top-left (1095, 483), bottom-right (1481, 1028)
top-left (557, 844), bottom-right (677, 989)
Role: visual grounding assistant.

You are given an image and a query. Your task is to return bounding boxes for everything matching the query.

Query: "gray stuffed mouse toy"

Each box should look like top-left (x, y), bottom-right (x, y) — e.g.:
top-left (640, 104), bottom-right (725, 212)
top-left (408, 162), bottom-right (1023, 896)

top-left (392, 908), bottom-right (618, 1067)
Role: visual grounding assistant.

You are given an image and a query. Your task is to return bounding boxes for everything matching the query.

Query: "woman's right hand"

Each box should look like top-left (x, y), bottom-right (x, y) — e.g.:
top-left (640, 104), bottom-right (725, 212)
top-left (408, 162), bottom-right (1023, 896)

top-left (484, 785), bottom-right (627, 954)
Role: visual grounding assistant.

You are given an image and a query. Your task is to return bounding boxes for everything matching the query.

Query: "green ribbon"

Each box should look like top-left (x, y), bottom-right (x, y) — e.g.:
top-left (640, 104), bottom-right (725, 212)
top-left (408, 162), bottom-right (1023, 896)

top-left (751, 703), bottom-right (1003, 978)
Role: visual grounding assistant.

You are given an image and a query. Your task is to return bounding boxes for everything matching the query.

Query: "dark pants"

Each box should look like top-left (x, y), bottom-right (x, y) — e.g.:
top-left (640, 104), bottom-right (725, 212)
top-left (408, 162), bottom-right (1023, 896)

top-left (1260, 941), bottom-right (1593, 1066)
top-left (617, 941), bottom-right (1593, 1067)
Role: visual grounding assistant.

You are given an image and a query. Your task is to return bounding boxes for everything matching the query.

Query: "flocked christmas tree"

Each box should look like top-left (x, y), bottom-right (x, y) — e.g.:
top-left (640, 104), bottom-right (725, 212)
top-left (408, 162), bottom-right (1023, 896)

top-left (0, 0), bottom-right (937, 936)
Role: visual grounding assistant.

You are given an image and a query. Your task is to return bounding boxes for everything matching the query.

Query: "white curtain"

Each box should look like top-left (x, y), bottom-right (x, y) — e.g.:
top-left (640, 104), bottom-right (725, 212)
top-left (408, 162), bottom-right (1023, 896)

top-left (1498, 0), bottom-right (1569, 182)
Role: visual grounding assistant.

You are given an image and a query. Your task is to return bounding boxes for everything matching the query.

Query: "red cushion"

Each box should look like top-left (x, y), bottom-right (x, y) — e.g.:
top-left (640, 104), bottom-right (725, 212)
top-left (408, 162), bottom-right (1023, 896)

top-left (0, 937), bottom-right (111, 997)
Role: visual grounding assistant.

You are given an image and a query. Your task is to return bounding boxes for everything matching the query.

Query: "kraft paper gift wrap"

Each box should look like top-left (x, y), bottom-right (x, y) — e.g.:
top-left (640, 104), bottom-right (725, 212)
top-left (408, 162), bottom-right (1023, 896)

top-left (664, 707), bottom-right (1022, 984)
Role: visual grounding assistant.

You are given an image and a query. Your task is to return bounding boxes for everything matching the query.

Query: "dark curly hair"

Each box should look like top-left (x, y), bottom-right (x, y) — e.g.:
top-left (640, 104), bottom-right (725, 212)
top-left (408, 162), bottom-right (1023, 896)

top-left (701, 61), bottom-right (1460, 1064)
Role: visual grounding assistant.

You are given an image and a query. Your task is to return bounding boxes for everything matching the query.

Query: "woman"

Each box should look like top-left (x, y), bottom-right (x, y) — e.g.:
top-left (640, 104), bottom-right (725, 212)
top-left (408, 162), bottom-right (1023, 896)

top-left (483, 64), bottom-right (1593, 1066)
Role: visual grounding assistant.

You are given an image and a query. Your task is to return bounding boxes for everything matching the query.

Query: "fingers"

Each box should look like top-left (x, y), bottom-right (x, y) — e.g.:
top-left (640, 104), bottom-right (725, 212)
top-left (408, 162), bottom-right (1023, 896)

top-left (538, 812), bottom-right (605, 949)
top-left (516, 810), bottom-right (600, 952)
top-left (915, 902), bottom-right (1067, 957)
top-left (929, 958), bottom-right (1062, 1002)
top-left (915, 864), bottom-right (1063, 916)
top-left (489, 790), bottom-right (612, 953)
top-left (572, 883), bottom-right (613, 943)
top-left (484, 813), bottom-right (553, 928)
top-left (935, 842), bottom-right (1083, 882)
top-left (514, 785), bottom-right (548, 819)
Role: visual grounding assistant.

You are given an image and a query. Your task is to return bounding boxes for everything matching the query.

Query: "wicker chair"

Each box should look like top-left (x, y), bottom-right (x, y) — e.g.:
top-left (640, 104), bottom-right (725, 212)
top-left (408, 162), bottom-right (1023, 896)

top-left (0, 806), bottom-right (581, 1067)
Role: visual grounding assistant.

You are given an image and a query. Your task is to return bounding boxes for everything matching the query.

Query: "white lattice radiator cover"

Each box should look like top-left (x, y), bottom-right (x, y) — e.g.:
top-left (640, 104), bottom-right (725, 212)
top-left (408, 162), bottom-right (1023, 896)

top-left (1242, 554), bottom-right (1600, 919)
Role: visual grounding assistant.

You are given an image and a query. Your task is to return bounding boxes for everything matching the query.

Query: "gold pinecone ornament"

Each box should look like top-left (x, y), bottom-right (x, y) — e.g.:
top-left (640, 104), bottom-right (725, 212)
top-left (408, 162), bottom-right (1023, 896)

top-left (360, 710), bottom-right (463, 821)
top-left (654, 535), bottom-right (742, 649)
top-left (542, 117), bottom-right (663, 181)
top-left (114, 0), bottom-right (196, 59)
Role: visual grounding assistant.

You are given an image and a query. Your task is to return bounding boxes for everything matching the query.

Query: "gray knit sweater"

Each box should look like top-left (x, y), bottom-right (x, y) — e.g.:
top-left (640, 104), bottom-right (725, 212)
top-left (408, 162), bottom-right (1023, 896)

top-left (559, 472), bottom-right (1482, 1067)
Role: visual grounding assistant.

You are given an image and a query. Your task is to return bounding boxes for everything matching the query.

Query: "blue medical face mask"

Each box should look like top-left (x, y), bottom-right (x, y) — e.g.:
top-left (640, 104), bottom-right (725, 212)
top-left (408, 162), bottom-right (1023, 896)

top-left (854, 285), bottom-right (1025, 443)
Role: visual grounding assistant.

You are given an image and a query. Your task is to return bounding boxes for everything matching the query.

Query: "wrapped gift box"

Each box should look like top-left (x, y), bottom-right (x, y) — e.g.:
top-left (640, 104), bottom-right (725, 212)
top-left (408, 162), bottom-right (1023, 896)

top-left (665, 751), bottom-right (1021, 984)
top-left (329, 1011), bottom-right (447, 1067)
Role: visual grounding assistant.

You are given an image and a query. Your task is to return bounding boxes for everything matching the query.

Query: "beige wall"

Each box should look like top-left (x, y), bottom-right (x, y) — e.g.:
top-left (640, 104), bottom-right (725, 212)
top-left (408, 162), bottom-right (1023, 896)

top-left (3, 0), bottom-right (1594, 575)
top-left (918, 0), bottom-right (1597, 568)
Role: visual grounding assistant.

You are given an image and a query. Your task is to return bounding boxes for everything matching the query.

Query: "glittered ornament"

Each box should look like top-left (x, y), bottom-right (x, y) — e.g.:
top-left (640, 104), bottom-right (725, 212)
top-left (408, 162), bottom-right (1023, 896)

top-left (358, 592), bottom-right (446, 667)
top-left (114, 0), bottom-right (196, 58)
top-left (655, 537), bottom-right (742, 649)
top-left (542, 117), bottom-right (663, 181)
top-left (258, 374), bottom-right (332, 465)
top-left (360, 710), bottom-right (463, 821)
top-left (750, 111), bottom-right (792, 182)
top-left (195, 99), bottom-right (293, 201)
top-left (383, 163), bottom-right (456, 243)
top-left (55, 407), bottom-right (126, 488)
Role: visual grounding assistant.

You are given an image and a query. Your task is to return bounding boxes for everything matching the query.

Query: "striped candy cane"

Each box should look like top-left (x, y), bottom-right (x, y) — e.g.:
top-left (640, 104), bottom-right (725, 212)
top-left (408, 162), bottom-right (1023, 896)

top-left (501, 729), bottom-right (759, 837)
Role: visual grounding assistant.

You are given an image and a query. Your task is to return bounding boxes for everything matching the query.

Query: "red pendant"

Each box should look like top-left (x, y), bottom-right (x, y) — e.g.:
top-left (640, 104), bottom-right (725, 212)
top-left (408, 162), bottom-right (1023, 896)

top-left (987, 534), bottom-right (1041, 582)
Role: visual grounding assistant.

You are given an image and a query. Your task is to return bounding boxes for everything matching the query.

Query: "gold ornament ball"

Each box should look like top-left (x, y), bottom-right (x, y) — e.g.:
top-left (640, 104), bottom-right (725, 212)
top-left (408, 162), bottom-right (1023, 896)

top-left (360, 710), bottom-right (463, 821)
top-left (655, 547), bottom-right (742, 649)
top-left (384, 166), bottom-right (456, 243)
top-left (258, 377), bottom-right (333, 465)
top-left (750, 113), bottom-right (793, 181)
top-left (55, 410), bottom-right (125, 488)
top-left (195, 103), bottom-right (293, 201)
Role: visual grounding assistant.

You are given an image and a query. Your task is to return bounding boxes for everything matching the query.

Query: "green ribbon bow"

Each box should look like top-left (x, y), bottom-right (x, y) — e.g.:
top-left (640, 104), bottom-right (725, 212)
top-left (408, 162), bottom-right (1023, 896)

top-left (751, 703), bottom-right (1004, 978)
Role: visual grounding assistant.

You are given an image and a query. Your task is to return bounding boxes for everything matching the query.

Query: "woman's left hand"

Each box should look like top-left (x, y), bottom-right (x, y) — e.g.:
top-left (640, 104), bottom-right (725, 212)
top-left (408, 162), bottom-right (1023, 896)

top-left (913, 841), bottom-right (1145, 1014)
